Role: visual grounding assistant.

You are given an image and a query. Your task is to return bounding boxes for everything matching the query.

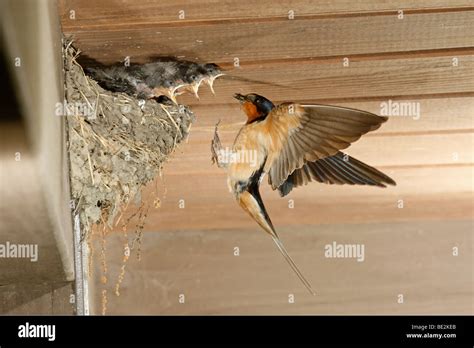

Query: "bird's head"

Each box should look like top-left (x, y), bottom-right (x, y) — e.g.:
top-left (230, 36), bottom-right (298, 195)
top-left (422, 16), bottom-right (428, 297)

top-left (162, 79), bottom-right (173, 88)
top-left (186, 74), bottom-right (200, 83)
top-left (183, 64), bottom-right (205, 83)
top-left (201, 63), bottom-right (224, 95)
top-left (234, 93), bottom-right (275, 123)
top-left (203, 63), bottom-right (222, 77)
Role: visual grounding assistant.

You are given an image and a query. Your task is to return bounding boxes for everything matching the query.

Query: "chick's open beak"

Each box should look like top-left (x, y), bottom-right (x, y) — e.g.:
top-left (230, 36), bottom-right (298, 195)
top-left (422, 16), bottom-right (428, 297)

top-left (204, 73), bottom-right (225, 95)
top-left (175, 79), bottom-right (203, 99)
top-left (165, 89), bottom-right (178, 104)
top-left (188, 80), bottom-right (203, 99)
top-left (152, 86), bottom-right (178, 104)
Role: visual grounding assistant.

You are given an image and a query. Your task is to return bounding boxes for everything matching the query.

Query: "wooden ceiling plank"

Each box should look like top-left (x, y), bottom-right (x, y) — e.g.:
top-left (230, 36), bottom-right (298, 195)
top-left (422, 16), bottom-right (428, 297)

top-left (174, 55), bottom-right (474, 105)
top-left (188, 97), bottom-right (474, 134)
top-left (140, 186), bottom-right (473, 231)
top-left (161, 131), bottom-right (473, 175)
top-left (61, 12), bottom-right (474, 64)
top-left (59, 0), bottom-right (474, 28)
top-left (97, 220), bottom-right (472, 314)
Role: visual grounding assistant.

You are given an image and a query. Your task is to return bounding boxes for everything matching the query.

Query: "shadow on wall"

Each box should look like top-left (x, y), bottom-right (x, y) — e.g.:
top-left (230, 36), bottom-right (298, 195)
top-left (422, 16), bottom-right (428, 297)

top-left (0, 42), bottom-right (74, 314)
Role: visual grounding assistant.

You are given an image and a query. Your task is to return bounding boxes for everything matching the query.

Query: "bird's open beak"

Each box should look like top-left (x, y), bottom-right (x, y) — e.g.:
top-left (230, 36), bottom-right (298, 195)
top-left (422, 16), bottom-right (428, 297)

top-left (153, 86), bottom-right (179, 104)
top-left (170, 84), bottom-right (187, 104)
top-left (190, 80), bottom-right (202, 99)
top-left (177, 80), bottom-right (202, 100)
top-left (233, 93), bottom-right (247, 103)
top-left (204, 73), bottom-right (224, 95)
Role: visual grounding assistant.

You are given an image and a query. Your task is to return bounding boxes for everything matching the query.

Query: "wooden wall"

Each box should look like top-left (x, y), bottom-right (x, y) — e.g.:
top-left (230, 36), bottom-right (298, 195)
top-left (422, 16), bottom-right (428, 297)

top-left (58, 1), bottom-right (473, 314)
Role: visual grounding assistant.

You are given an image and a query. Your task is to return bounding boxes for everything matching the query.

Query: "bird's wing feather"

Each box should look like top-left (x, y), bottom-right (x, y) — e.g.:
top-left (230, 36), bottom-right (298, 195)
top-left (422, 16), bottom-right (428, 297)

top-left (277, 152), bottom-right (396, 197)
top-left (262, 103), bottom-right (388, 190)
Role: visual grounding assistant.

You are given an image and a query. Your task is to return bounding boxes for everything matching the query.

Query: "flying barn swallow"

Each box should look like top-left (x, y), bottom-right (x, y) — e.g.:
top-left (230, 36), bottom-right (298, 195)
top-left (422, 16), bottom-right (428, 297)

top-left (226, 93), bottom-right (396, 294)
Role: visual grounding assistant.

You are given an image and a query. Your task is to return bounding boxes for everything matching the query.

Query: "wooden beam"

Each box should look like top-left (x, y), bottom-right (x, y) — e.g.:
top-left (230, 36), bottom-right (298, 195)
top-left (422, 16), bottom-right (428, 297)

top-left (61, 11), bottom-right (474, 64)
top-left (175, 55), bottom-right (474, 106)
top-left (59, 0), bottom-right (474, 28)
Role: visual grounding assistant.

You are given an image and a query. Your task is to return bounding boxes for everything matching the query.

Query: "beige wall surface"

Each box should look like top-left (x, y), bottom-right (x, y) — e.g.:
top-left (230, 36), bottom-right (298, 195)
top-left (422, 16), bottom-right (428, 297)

top-left (0, 0), bottom-right (74, 313)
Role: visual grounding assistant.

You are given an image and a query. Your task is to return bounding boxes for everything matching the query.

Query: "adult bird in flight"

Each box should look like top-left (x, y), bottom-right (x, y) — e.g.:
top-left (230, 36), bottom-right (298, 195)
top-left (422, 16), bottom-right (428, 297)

top-left (212, 93), bottom-right (396, 295)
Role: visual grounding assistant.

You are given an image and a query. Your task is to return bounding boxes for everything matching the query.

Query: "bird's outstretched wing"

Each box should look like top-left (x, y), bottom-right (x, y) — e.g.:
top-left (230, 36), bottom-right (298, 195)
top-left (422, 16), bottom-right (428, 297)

top-left (262, 103), bottom-right (391, 190)
top-left (277, 151), bottom-right (396, 197)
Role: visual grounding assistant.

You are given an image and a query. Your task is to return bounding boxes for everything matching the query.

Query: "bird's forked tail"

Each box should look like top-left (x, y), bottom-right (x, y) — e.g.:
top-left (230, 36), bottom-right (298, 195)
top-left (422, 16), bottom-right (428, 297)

top-left (237, 188), bottom-right (316, 295)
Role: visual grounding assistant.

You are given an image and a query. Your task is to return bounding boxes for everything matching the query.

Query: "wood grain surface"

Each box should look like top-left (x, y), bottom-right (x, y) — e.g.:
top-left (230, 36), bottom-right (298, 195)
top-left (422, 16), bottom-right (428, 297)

top-left (61, 10), bottom-right (474, 64)
top-left (58, 0), bottom-right (474, 314)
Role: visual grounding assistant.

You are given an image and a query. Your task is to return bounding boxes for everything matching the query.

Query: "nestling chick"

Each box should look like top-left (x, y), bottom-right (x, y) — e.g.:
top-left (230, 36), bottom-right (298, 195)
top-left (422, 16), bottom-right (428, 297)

top-left (200, 63), bottom-right (225, 95)
top-left (86, 59), bottom-right (224, 104)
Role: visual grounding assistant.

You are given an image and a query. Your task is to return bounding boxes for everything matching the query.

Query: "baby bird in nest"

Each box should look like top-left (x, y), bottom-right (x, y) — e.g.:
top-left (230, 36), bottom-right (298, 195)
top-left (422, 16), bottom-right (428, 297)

top-left (86, 59), bottom-right (224, 104)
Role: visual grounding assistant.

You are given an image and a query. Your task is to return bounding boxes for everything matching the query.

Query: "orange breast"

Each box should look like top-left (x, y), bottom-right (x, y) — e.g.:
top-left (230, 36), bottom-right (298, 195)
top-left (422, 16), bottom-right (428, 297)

top-left (242, 101), bottom-right (261, 123)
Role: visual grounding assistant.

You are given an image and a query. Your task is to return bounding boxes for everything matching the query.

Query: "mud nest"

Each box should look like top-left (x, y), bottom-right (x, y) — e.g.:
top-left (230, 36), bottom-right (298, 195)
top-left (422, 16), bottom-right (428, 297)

top-left (64, 41), bottom-right (195, 233)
